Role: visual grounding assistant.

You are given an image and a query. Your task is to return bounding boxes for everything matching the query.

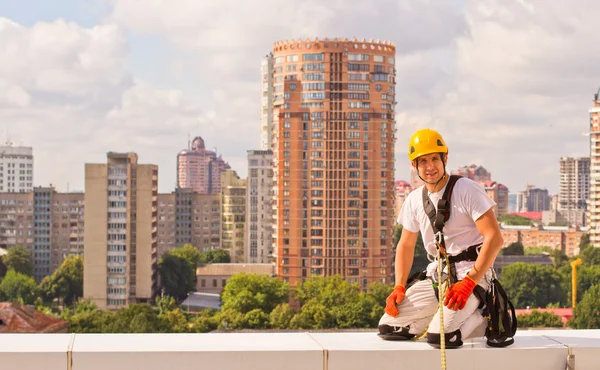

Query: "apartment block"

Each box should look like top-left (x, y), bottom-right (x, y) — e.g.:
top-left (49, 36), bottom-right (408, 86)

top-left (245, 150), bottom-right (274, 263)
top-left (500, 224), bottom-right (585, 257)
top-left (394, 180), bottom-right (412, 221)
top-left (590, 90), bottom-right (600, 245)
top-left (221, 170), bottom-right (246, 263)
top-left (558, 157), bottom-right (590, 226)
top-left (0, 144), bottom-right (33, 193)
top-left (268, 37), bottom-right (397, 288)
top-left (84, 153), bottom-right (158, 310)
top-left (452, 164), bottom-right (491, 183)
top-left (480, 181), bottom-right (509, 217)
top-left (157, 190), bottom-right (221, 257)
top-left (0, 188), bottom-right (84, 282)
top-left (177, 137), bottom-right (231, 194)
top-left (261, 54), bottom-right (275, 151)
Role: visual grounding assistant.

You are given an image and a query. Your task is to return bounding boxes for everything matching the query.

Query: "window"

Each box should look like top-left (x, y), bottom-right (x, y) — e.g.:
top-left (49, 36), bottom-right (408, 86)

top-left (213, 279), bottom-right (217, 287)
top-left (302, 53), bottom-right (324, 61)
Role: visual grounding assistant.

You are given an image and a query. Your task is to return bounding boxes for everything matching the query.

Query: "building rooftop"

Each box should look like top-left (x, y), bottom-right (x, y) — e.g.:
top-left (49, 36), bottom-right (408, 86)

top-left (196, 263), bottom-right (275, 276)
top-left (0, 302), bottom-right (68, 333)
top-left (0, 330), bottom-right (598, 369)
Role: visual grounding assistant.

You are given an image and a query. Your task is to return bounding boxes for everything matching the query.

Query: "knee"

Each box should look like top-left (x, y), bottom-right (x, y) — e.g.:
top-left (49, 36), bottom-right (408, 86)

top-left (426, 329), bottom-right (463, 348)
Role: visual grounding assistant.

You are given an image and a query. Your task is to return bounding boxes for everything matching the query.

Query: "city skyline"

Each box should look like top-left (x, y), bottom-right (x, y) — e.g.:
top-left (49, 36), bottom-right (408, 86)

top-left (0, 1), bottom-right (597, 195)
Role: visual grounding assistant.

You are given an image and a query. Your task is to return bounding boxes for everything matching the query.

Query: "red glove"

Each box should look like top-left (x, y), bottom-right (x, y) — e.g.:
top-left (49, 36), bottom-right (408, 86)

top-left (385, 285), bottom-right (405, 317)
top-left (444, 275), bottom-right (477, 310)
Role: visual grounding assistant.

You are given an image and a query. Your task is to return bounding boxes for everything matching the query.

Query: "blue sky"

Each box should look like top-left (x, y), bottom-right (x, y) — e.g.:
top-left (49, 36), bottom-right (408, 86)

top-left (0, 0), bottom-right (596, 194)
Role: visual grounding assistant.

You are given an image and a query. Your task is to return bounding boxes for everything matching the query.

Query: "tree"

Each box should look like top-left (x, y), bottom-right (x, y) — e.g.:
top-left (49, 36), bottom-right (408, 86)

top-left (39, 255), bottom-right (83, 306)
top-left (200, 249), bottom-right (231, 264)
top-left (189, 309), bottom-right (218, 333)
top-left (0, 269), bottom-right (38, 304)
top-left (501, 263), bottom-right (565, 308)
top-left (524, 246), bottom-right (553, 255)
top-left (498, 214), bottom-right (533, 226)
top-left (517, 310), bottom-right (563, 328)
top-left (501, 242), bottom-right (524, 256)
top-left (292, 275), bottom-right (375, 329)
top-left (580, 245), bottom-right (600, 266)
top-left (269, 303), bottom-right (296, 329)
top-left (570, 283), bottom-right (600, 329)
top-left (579, 233), bottom-right (590, 250)
top-left (158, 253), bottom-right (195, 300)
top-left (221, 273), bottom-right (289, 314)
top-left (392, 224), bottom-right (428, 276)
top-left (62, 300), bottom-right (112, 333)
top-left (3, 246), bottom-right (33, 276)
top-left (104, 304), bottom-right (168, 333)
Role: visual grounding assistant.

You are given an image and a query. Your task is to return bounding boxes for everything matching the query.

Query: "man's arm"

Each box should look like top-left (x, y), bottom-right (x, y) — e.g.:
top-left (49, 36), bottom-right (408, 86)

top-left (467, 209), bottom-right (504, 282)
top-left (394, 227), bottom-right (419, 286)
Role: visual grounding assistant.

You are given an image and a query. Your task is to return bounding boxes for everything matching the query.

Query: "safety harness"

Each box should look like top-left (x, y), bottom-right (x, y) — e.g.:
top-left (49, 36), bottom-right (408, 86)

top-left (422, 174), bottom-right (517, 348)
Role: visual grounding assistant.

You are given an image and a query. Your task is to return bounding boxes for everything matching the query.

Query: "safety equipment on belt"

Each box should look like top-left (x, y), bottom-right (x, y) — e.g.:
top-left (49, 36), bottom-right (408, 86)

top-left (444, 275), bottom-right (477, 310)
top-left (385, 285), bottom-right (406, 317)
top-left (422, 174), bottom-right (517, 348)
top-left (408, 128), bottom-right (448, 162)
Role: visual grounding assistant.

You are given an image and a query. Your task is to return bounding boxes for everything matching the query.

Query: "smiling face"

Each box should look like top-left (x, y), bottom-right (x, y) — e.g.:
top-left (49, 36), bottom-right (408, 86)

top-left (412, 152), bottom-right (447, 184)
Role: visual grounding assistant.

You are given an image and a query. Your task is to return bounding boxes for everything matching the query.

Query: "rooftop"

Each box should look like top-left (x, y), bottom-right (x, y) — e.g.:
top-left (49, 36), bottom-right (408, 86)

top-left (1, 330), bottom-right (598, 370)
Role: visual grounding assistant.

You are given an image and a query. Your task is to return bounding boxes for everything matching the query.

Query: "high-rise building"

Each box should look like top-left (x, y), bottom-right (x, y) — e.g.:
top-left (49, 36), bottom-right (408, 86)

top-left (558, 157), bottom-right (590, 226)
top-left (589, 90), bottom-right (600, 245)
top-left (245, 150), bottom-right (274, 263)
top-left (261, 54), bottom-right (275, 151)
top-left (394, 180), bottom-right (412, 221)
top-left (177, 137), bottom-right (231, 194)
top-left (452, 164), bottom-right (491, 183)
top-left (84, 153), bottom-right (158, 309)
top-left (156, 190), bottom-right (221, 257)
top-left (527, 187), bottom-right (551, 213)
top-left (0, 143), bottom-right (33, 193)
top-left (268, 37), bottom-right (397, 288)
top-left (221, 170), bottom-right (246, 262)
top-left (0, 188), bottom-right (84, 282)
top-left (480, 181), bottom-right (509, 217)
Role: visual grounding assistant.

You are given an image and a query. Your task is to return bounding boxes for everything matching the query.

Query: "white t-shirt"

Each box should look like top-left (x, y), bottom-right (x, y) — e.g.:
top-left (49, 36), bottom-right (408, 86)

top-left (397, 177), bottom-right (496, 279)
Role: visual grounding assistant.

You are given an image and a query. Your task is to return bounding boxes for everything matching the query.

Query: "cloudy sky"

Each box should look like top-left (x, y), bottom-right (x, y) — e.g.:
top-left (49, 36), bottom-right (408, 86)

top-left (0, 0), bottom-right (596, 194)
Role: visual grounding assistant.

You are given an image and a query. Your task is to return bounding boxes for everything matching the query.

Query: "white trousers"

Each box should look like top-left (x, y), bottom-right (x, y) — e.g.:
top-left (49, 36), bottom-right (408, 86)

top-left (378, 277), bottom-right (489, 339)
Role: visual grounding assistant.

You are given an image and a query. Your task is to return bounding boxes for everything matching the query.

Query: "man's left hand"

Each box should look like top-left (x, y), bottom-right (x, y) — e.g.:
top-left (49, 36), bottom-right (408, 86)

top-left (443, 275), bottom-right (477, 310)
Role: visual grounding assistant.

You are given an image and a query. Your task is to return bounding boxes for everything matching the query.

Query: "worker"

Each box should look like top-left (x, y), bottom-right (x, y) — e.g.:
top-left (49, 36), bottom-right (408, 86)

top-left (378, 128), bottom-right (504, 348)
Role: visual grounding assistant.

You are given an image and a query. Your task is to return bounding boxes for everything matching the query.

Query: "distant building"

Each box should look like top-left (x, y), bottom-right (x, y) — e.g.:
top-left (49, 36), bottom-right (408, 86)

top-left (196, 263), bottom-right (275, 295)
top-left (394, 180), bottom-right (412, 220)
top-left (518, 184), bottom-right (551, 212)
top-left (177, 137), bottom-right (231, 195)
top-left (500, 224), bottom-right (585, 257)
top-left (156, 190), bottom-right (221, 257)
top-left (245, 150), bottom-right (274, 264)
top-left (452, 164), bottom-right (491, 183)
top-left (410, 168), bottom-right (423, 189)
top-left (558, 157), bottom-right (589, 227)
top-left (590, 89), bottom-right (600, 246)
top-left (0, 144), bottom-right (33, 193)
top-left (0, 302), bottom-right (68, 333)
top-left (84, 152), bottom-right (158, 310)
top-left (0, 188), bottom-right (84, 282)
top-left (221, 170), bottom-right (246, 262)
top-left (493, 254), bottom-right (553, 278)
top-left (479, 181), bottom-right (509, 217)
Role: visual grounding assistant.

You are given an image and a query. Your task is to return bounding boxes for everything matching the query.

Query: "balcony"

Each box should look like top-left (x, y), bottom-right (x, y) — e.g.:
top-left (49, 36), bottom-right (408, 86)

top-left (1, 330), bottom-right (599, 370)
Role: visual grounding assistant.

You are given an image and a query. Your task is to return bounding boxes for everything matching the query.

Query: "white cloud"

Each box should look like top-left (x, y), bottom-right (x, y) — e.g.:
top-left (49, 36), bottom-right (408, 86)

top-left (3, 0), bottom-right (600, 195)
top-left (0, 18), bottom-right (204, 192)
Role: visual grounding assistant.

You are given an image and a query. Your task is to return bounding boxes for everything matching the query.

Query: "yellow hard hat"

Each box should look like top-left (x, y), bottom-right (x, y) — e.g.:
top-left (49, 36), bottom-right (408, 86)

top-left (408, 129), bottom-right (448, 162)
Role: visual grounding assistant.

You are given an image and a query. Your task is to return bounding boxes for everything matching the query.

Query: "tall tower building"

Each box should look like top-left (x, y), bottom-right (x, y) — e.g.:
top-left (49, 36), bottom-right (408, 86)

top-left (589, 90), bottom-right (600, 245)
top-left (84, 153), bottom-right (158, 309)
top-left (0, 143), bottom-right (33, 193)
top-left (245, 150), bottom-right (274, 263)
top-left (221, 170), bottom-right (246, 262)
top-left (261, 54), bottom-right (275, 150)
top-left (268, 37), bottom-right (397, 289)
top-left (177, 137), bottom-right (231, 194)
top-left (559, 157), bottom-right (590, 226)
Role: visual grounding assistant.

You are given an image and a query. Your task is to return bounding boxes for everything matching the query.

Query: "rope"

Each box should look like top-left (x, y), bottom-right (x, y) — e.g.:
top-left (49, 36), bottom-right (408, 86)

top-left (436, 233), bottom-right (447, 370)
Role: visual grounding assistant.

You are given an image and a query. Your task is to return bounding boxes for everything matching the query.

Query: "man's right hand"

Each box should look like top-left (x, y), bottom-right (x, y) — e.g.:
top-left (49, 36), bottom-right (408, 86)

top-left (385, 285), bottom-right (406, 317)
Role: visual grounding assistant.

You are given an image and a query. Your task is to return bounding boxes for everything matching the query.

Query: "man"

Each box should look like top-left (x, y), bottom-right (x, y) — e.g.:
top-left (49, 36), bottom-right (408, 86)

top-left (378, 128), bottom-right (504, 348)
